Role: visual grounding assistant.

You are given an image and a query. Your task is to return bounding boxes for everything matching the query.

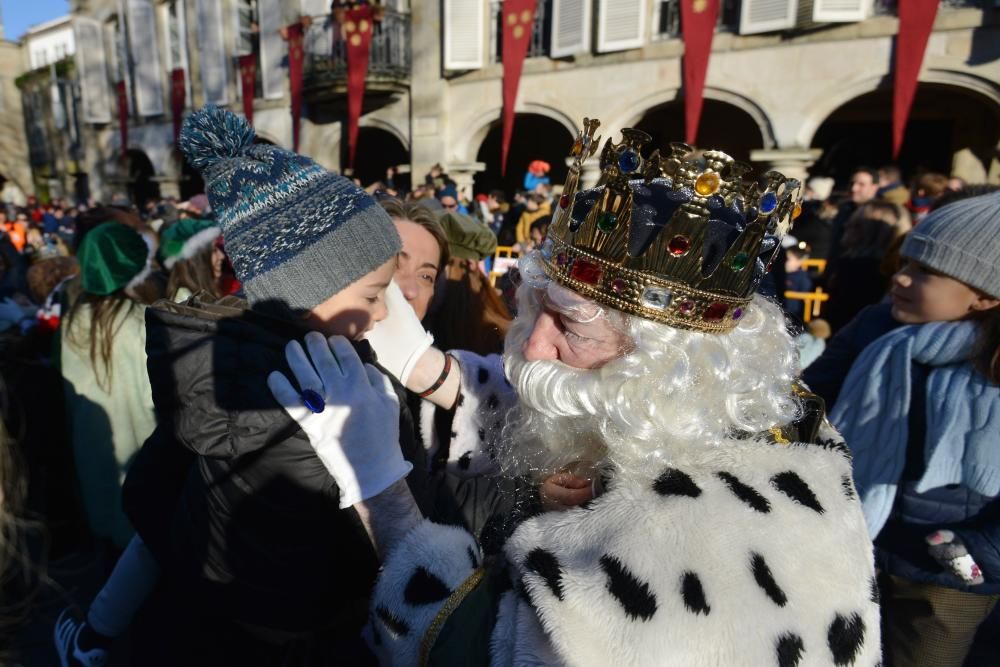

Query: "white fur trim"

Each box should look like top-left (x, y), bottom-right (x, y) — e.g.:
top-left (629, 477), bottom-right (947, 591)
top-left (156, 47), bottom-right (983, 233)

top-left (370, 520), bottom-right (482, 667)
top-left (163, 226), bottom-right (222, 269)
top-left (125, 233), bottom-right (159, 291)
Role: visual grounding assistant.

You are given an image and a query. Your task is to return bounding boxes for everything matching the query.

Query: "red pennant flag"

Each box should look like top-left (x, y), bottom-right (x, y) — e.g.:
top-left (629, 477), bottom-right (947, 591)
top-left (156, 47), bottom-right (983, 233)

top-left (893, 0), bottom-right (939, 159)
top-left (116, 81), bottom-right (128, 161)
top-left (343, 6), bottom-right (374, 170)
top-left (286, 22), bottom-right (305, 152)
top-left (170, 68), bottom-right (186, 144)
top-left (238, 54), bottom-right (257, 125)
top-left (501, 0), bottom-right (537, 176)
top-left (680, 0), bottom-right (720, 146)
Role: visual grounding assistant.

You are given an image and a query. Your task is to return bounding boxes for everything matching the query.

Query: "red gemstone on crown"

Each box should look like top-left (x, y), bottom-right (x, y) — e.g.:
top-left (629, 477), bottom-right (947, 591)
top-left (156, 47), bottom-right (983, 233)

top-left (668, 235), bottom-right (691, 256)
top-left (559, 194), bottom-right (571, 209)
top-left (703, 302), bottom-right (729, 321)
top-left (569, 258), bottom-right (602, 285)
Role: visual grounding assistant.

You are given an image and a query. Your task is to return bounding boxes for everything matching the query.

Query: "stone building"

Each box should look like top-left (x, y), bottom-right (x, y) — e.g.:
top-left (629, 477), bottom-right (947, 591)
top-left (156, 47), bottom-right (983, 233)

top-left (0, 18), bottom-right (32, 205)
top-left (64, 0), bottom-right (998, 204)
top-left (17, 16), bottom-right (82, 202)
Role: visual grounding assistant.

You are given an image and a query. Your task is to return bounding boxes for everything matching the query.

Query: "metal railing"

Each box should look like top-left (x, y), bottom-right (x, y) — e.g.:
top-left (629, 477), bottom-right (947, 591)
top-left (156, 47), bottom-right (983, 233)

top-left (303, 8), bottom-right (411, 83)
top-left (489, 0), bottom-right (550, 63)
top-left (652, 0), bottom-right (743, 41)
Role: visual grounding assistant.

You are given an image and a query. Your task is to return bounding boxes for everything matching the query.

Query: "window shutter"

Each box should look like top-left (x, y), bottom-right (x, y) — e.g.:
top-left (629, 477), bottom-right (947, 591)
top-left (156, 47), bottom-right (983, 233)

top-left (126, 0), bottom-right (164, 116)
top-left (258, 0), bottom-right (286, 99)
top-left (443, 0), bottom-right (486, 70)
top-left (74, 17), bottom-right (112, 123)
top-left (738, 0), bottom-right (797, 34)
top-left (550, 0), bottom-right (591, 58)
top-left (812, 0), bottom-right (872, 22)
top-left (195, 0), bottom-right (229, 105)
top-left (596, 0), bottom-right (645, 53)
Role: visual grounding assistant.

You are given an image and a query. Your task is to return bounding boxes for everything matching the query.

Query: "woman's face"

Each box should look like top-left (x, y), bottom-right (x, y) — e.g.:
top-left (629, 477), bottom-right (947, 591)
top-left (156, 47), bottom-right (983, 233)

top-left (305, 258), bottom-right (396, 340)
top-left (392, 218), bottom-right (442, 320)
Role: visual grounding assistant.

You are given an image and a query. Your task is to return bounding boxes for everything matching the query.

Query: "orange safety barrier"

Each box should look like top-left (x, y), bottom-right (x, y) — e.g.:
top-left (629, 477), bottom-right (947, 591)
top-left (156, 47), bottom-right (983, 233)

top-left (801, 258), bottom-right (827, 274)
top-left (784, 288), bottom-right (829, 323)
top-left (490, 246), bottom-right (520, 286)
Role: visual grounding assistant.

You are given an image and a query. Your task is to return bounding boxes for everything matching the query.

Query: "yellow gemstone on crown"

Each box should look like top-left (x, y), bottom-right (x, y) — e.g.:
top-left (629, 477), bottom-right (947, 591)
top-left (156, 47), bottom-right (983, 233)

top-left (793, 202), bottom-right (803, 219)
top-left (694, 171), bottom-right (721, 196)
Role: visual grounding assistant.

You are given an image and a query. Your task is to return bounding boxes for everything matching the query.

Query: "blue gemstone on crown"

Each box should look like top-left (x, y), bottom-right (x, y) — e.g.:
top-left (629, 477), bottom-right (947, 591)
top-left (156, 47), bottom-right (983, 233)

top-left (760, 192), bottom-right (778, 214)
top-left (707, 195), bottom-right (726, 210)
top-left (618, 149), bottom-right (641, 173)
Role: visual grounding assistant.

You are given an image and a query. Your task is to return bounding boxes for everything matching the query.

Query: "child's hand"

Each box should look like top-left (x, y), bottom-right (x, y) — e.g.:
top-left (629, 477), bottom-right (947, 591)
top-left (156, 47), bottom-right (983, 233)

top-left (926, 530), bottom-right (985, 585)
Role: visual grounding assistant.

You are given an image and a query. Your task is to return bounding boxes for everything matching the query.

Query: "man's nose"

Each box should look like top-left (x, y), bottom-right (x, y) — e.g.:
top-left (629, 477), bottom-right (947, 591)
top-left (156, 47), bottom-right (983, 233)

top-left (522, 311), bottom-right (560, 362)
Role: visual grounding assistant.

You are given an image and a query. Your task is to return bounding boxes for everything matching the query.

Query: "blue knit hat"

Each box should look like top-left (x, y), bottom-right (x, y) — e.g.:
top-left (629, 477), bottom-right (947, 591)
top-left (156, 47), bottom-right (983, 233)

top-left (179, 106), bottom-right (400, 311)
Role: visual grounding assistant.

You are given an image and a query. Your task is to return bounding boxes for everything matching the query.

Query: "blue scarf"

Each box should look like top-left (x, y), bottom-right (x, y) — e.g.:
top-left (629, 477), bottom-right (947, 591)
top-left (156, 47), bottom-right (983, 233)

top-left (830, 320), bottom-right (1000, 538)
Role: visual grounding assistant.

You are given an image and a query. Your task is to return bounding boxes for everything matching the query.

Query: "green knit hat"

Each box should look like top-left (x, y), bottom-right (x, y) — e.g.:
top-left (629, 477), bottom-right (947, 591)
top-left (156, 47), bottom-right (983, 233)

top-left (437, 212), bottom-right (497, 261)
top-left (78, 222), bottom-right (153, 295)
top-left (160, 218), bottom-right (222, 269)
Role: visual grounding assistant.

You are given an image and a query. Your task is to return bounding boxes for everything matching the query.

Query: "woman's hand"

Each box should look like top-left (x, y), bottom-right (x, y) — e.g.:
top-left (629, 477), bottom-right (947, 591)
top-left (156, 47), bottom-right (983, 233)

top-left (268, 332), bottom-right (411, 509)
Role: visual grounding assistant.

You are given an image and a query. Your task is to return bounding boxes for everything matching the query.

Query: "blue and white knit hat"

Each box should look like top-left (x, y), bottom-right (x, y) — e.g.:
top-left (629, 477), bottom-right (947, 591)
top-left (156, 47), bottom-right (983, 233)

top-left (179, 106), bottom-right (400, 311)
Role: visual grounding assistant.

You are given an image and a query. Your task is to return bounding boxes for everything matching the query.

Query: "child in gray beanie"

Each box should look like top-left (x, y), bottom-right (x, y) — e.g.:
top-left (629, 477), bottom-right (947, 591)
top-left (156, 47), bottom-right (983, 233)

top-left (804, 190), bottom-right (1000, 666)
top-left (56, 107), bottom-right (426, 666)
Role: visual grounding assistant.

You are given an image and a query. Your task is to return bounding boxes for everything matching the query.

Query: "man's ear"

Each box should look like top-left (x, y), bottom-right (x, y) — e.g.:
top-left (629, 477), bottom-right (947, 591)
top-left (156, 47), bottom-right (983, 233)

top-left (971, 294), bottom-right (1000, 313)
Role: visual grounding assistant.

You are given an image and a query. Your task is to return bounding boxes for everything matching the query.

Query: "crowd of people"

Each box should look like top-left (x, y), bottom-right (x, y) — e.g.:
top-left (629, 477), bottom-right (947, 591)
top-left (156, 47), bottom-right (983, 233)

top-left (0, 105), bottom-right (996, 667)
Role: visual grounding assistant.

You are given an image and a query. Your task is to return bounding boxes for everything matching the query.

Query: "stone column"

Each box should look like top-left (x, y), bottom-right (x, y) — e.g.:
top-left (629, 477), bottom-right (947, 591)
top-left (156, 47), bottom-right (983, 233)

top-left (447, 162), bottom-right (486, 199)
top-left (408, 2), bottom-right (448, 183)
top-left (749, 148), bottom-right (823, 183)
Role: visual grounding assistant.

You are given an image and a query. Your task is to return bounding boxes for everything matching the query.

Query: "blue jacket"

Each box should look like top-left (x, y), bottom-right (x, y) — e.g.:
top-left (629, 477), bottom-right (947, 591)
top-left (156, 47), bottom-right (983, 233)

top-left (803, 304), bottom-right (1000, 593)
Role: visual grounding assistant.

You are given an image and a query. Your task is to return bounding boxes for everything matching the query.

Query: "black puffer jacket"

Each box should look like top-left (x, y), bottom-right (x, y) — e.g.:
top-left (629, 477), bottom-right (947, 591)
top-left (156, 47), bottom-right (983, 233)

top-left (124, 296), bottom-right (430, 643)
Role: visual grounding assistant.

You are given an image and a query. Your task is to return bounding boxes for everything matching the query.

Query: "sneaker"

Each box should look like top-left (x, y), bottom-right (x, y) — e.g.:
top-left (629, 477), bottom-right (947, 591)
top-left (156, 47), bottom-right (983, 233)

top-left (54, 609), bottom-right (108, 667)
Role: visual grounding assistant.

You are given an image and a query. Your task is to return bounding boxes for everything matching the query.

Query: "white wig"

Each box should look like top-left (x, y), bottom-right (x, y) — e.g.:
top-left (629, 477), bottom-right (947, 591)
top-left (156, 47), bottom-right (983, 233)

top-left (499, 251), bottom-right (802, 481)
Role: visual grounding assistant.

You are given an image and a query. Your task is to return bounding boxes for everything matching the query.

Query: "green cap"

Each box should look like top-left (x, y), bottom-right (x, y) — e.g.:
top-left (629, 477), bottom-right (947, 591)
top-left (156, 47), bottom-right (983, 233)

top-left (437, 212), bottom-right (497, 261)
top-left (79, 222), bottom-right (152, 296)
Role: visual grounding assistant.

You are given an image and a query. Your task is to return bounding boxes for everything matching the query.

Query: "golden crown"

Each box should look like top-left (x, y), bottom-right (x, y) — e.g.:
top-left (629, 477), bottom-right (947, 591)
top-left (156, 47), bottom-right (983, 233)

top-left (540, 118), bottom-right (803, 334)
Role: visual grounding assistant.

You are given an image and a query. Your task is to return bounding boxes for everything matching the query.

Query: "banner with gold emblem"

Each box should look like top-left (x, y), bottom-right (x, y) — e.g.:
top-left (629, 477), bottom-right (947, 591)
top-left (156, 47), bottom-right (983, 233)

top-left (893, 0), bottom-right (939, 158)
top-left (343, 5), bottom-right (375, 170)
top-left (238, 54), bottom-right (257, 125)
top-left (501, 0), bottom-right (537, 175)
top-left (680, 0), bottom-right (719, 146)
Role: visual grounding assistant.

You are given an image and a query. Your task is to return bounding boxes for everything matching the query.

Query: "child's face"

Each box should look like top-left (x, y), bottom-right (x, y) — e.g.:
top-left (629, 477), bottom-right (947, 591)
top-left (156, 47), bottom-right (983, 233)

top-left (305, 258), bottom-right (397, 340)
top-left (785, 252), bottom-right (804, 272)
top-left (530, 228), bottom-right (546, 247)
top-left (891, 260), bottom-right (999, 324)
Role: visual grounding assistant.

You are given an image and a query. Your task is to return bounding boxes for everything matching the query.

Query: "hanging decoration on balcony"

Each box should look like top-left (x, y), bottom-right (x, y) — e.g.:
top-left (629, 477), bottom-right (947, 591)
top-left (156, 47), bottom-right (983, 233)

top-left (893, 0), bottom-right (940, 159)
top-left (282, 20), bottom-right (307, 152)
top-left (238, 54), bottom-right (257, 125)
top-left (501, 0), bottom-right (537, 176)
top-left (170, 68), bottom-right (186, 145)
top-left (343, 4), bottom-right (375, 170)
top-left (116, 80), bottom-right (128, 162)
top-left (680, 0), bottom-right (720, 146)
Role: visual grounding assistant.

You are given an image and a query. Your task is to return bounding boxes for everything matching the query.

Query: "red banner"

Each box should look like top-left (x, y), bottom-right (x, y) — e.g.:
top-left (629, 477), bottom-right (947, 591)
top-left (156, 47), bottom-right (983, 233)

top-left (680, 0), bottom-right (720, 146)
top-left (116, 80), bottom-right (128, 161)
top-left (893, 0), bottom-right (939, 159)
top-left (343, 5), bottom-right (374, 170)
top-left (170, 68), bottom-right (186, 144)
top-left (238, 54), bottom-right (257, 125)
top-left (287, 22), bottom-right (305, 152)
top-left (501, 0), bottom-right (537, 176)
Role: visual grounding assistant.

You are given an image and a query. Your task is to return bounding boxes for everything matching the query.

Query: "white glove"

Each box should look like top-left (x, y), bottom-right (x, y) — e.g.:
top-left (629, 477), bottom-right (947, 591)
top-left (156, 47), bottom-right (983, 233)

top-left (364, 281), bottom-right (433, 385)
top-left (267, 332), bottom-right (412, 509)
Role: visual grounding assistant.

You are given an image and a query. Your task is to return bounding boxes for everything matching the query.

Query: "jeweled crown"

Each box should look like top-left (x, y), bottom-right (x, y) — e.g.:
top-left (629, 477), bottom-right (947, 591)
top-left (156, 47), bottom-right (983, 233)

top-left (541, 118), bottom-right (803, 333)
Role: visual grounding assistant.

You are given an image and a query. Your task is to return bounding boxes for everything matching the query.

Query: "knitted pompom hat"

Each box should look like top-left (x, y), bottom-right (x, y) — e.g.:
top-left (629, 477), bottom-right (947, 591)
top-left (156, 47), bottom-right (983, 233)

top-left (179, 106), bottom-right (400, 311)
top-left (901, 190), bottom-right (1000, 298)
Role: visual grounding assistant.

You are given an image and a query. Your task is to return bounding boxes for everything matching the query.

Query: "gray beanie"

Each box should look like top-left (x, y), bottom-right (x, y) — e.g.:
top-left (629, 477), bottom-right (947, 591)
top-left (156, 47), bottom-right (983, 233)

top-left (179, 106), bottom-right (400, 311)
top-left (901, 191), bottom-right (1000, 298)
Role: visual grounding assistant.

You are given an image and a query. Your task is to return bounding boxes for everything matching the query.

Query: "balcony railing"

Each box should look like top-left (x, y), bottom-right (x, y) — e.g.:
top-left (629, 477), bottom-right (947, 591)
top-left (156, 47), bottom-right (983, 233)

top-left (652, 0), bottom-right (745, 40)
top-left (303, 8), bottom-right (410, 87)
